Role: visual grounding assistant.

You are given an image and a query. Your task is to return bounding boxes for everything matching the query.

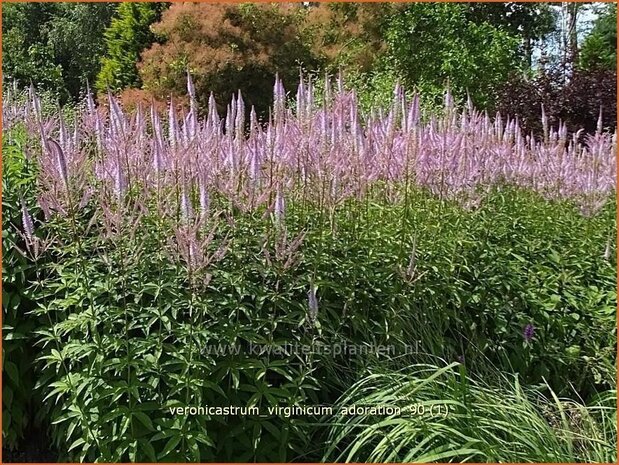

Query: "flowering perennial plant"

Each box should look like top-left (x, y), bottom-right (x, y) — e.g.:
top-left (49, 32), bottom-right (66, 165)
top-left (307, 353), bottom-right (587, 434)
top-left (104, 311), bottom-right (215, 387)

top-left (3, 75), bottom-right (616, 462)
top-left (5, 74), bottom-right (616, 236)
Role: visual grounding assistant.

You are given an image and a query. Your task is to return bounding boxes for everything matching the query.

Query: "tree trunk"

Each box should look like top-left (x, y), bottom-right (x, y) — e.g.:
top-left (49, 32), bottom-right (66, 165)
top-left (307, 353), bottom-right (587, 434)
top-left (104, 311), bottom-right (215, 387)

top-left (565, 2), bottom-right (580, 64)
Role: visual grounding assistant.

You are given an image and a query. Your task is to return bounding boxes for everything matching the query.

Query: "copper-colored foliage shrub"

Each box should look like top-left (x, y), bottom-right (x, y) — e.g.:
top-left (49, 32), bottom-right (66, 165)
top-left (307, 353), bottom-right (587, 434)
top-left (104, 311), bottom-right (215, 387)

top-left (138, 3), bottom-right (319, 118)
top-left (302, 3), bottom-right (390, 73)
top-left (116, 88), bottom-right (188, 116)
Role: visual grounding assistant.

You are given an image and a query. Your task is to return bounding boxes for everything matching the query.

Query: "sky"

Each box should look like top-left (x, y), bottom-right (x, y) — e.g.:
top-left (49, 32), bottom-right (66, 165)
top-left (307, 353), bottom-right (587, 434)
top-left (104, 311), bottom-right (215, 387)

top-left (532, 2), bottom-right (605, 67)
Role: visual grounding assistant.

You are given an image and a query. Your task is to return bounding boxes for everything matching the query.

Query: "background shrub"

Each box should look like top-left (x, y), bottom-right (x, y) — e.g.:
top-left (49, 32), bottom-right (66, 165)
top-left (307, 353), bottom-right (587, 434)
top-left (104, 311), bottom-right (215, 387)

top-left (138, 3), bottom-right (320, 118)
top-left (494, 65), bottom-right (617, 137)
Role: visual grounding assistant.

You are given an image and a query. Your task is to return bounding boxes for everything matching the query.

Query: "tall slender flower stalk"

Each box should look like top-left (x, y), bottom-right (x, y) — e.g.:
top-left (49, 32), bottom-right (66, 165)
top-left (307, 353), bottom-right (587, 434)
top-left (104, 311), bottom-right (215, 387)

top-left (12, 74), bottom-right (617, 282)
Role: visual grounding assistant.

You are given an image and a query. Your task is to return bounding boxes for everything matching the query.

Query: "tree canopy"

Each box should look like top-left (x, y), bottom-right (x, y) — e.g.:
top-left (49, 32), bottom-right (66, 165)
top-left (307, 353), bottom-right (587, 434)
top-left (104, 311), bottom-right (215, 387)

top-left (382, 3), bottom-right (521, 107)
top-left (579, 3), bottom-right (617, 71)
top-left (137, 3), bottom-right (319, 116)
top-left (96, 2), bottom-right (168, 93)
top-left (2, 2), bottom-right (116, 102)
top-left (2, 1), bottom-right (614, 133)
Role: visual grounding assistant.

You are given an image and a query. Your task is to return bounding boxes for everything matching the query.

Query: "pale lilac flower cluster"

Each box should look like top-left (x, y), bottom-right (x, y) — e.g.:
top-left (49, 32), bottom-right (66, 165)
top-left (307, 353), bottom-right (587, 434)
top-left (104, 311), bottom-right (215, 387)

top-left (10, 74), bottom-right (616, 226)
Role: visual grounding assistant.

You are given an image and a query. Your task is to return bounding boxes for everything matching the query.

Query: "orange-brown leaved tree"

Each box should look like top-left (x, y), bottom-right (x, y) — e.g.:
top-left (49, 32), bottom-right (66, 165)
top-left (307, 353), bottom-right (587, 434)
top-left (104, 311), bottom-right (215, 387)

top-left (138, 3), bottom-right (321, 118)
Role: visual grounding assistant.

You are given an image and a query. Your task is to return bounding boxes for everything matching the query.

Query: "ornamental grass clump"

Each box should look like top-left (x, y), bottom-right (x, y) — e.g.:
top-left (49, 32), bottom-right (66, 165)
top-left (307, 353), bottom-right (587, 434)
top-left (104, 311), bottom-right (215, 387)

top-left (323, 364), bottom-right (617, 463)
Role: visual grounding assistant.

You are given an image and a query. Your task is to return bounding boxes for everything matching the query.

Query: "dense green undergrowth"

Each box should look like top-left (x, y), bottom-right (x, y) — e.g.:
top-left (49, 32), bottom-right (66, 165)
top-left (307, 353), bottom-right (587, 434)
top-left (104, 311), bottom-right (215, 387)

top-left (3, 128), bottom-right (617, 461)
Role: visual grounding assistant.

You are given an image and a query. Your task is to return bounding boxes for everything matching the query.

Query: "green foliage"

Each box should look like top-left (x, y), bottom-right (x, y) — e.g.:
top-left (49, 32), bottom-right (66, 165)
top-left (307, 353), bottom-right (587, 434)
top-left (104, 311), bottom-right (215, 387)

top-left (446, 192), bottom-right (616, 396)
top-left (45, 3), bottom-right (117, 99)
top-left (3, 146), bottom-right (615, 459)
top-left (0, 1), bottom-right (570, 114)
top-left (27, 197), bottom-right (327, 461)
top-left (2, 3), bottom-right (116, 102)
top-left (2, 3), bottom-right (64, 99)
top-left (382, 3), bottom-right (521, 108)
top-left (466, 3), bottom-right (556, 40)
top-left (465, 3), bottom-right (556, 65)
top-left (324, 364), bottom-right (617, 463)
top-left (2, 126), bottom-right (42, 450)
top-left (96, 3), bottom-right (167, 93)
top-left (2, 3), bottom-right (617, 455)
top-left (302, 3), bottom-right (552, 111)
top-left (302, 3), bottom-right (391, 76)
top-left (579, 4), bottom-right (617, 71)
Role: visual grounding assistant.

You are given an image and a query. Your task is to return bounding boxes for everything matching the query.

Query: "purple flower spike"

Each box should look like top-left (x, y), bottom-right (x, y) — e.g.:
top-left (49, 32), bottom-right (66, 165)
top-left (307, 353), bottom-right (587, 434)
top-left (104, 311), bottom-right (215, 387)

top-left (21, 199), bottom-right (35, 240)
top-left (46, 139), bottom-right (68, 188)
top-left (274, 190), bottom-right (285, 222)
top-left (181, 189), bottom-right (192, 221)
top-left (523, 323), bottom-right (535, 343)
top-left (308, 284), bottom-right (318, 322)
top-left (85, 81), bottom-right (96, 115)
top-left (199, 182), bottom-right (210, 219)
